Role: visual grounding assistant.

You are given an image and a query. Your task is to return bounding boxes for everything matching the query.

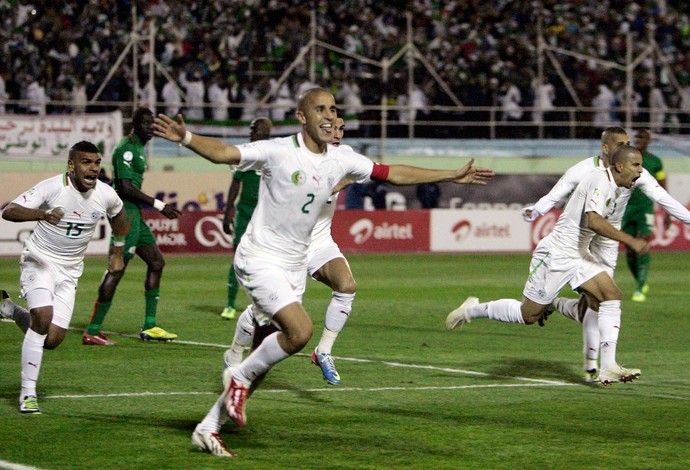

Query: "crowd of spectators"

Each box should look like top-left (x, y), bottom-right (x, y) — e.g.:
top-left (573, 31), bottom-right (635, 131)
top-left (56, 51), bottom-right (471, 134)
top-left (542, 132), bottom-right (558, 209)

top-left (2, 0), bottom-right (690, 137)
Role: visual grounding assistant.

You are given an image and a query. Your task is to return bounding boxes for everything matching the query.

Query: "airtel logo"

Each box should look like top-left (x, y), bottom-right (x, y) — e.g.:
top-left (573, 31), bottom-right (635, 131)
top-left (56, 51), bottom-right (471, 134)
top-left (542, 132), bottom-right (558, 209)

top-left (349, 218), bottom-right (414, 244)
top-left (195, 216), bottom-right (235, 248)
top-left (452, 220), bottom-right (472, 241)
top-left (349, 219), bottom-right (374, 244)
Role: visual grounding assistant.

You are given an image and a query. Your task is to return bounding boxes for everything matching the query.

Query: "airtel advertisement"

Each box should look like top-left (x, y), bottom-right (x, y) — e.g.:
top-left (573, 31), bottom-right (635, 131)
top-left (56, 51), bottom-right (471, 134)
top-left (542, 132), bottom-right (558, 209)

top-left (430, 209), bottom-right (531, 252)
top-left (330, 210), bottom-right (430, 252)
top-left (2, 209), bottom-right (688, 257)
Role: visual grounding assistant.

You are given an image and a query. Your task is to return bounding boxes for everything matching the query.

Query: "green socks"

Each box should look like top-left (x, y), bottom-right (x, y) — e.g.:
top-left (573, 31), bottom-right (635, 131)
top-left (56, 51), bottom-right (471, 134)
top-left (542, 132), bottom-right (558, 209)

top-left (144, 288), bottom-right (160, 329)
top-left (87, 301), bottom-right (112, 335)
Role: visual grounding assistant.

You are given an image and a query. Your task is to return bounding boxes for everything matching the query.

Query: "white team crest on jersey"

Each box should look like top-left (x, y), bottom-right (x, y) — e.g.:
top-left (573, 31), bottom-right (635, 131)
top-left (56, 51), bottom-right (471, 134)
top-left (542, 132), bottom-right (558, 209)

top-left (91, 212), bottom-right (100, 221)
top-left (123, 151), bottom-right (134, 164)
top-left (291, 170), bottom-right (306, 186)
top-left (591, 187), bottom-right (601, 197)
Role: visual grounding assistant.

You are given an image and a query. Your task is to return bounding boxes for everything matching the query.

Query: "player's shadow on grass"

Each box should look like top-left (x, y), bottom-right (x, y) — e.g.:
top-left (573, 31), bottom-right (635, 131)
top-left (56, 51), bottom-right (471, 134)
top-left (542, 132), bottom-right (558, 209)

top-left (487, 358), bottom-right (581, 383)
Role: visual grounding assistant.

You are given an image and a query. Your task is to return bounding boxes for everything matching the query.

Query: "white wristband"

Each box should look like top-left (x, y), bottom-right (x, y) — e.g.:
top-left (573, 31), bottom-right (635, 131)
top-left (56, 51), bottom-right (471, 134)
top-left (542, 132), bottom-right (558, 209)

top-left (153, 199), bottom-right (166, 211)
top-left (179, 130), bottom-right (192, 146)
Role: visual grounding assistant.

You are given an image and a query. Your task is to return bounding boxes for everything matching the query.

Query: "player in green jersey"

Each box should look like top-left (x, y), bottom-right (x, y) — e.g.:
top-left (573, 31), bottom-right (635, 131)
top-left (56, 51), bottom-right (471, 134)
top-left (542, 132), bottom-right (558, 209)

top-left (621, 129), bottom-right (671, 302)
top-left (220, 117), bottom-right (273, 319)
top-left (83, 107), bottom-right (182, 345)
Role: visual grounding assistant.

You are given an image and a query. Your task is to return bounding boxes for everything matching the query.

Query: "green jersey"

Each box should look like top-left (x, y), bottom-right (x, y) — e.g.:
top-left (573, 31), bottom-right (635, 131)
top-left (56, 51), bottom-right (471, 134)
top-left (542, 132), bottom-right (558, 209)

top-left (627, 151), bottom-right (664, 213)
top-left (234, 169), bottom-right (261, 209)
top-left (112, 133), bottom-right (148, 208)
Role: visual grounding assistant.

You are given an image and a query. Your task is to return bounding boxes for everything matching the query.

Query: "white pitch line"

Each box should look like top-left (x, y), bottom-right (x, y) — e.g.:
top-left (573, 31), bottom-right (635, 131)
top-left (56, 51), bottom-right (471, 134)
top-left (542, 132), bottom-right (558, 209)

top-left (63, 328), bottom-right (690, 400)
top-left (89, 330), bottom-right (571, 386)
top-left (43, 382), bottom-right (576, 401)
top-left (0, 460), bottom-right (45, 470)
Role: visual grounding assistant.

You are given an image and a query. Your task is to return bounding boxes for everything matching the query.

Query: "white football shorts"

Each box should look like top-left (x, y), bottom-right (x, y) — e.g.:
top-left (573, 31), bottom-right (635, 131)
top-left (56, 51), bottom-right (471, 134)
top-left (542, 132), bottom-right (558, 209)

top-left (307, 237), bottom-right (345, 277)
top-left (233, 246), bottom-right (307, 326)
top-left (19, 246), bottom-right (83, 329)
top-left (522, 243), bottom-right (606, 305)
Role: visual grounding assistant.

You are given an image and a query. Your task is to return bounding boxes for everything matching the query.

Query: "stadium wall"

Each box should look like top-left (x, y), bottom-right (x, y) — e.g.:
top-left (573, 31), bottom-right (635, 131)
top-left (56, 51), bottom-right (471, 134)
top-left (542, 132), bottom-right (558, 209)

top-left (1, 208), bottom-right (688, 257)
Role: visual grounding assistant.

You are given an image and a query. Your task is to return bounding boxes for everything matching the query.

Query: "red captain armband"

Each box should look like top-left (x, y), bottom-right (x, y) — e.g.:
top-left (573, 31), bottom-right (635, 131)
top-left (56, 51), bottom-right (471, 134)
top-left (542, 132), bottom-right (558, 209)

top-left (370, 163), bottom-right (390, 182)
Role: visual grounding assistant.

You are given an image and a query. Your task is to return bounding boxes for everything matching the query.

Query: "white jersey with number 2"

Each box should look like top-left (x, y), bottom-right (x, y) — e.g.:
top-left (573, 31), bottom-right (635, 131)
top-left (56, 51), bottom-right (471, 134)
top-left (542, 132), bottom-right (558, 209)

top-left (236, 133), bottom-right (377, 268)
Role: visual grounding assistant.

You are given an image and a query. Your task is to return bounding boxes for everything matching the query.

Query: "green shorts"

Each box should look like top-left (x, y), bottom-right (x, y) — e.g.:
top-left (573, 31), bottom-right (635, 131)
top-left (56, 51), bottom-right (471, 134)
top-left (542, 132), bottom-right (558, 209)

top-left (622, 208), bottom-right (654, 238)
top-left (113, 205), bottom-right (156, 260)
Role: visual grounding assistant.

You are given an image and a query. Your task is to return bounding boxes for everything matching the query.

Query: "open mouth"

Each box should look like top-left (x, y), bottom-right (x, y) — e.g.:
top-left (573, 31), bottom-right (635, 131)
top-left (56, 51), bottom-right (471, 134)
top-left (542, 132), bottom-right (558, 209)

top-left (83, 175), bottom-right (98, 185)
top-left (320, 122), bottom-right (333, 135)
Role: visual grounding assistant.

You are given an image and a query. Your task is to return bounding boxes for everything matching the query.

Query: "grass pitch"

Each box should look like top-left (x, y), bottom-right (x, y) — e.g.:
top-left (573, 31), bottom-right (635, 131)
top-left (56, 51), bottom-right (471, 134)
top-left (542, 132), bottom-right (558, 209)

top-left (0, 252), bottom-right (688, 469)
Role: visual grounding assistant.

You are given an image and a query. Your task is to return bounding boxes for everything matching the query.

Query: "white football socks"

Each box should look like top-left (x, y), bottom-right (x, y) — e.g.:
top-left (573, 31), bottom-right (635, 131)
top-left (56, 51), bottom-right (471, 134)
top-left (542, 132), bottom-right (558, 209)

top-left (318, 291), bottom-right (354, 355)
top-left (197, 392), bottom-right (229, 433)
top-left (224, 306), bottom-right (255, 368)
top-left (598, 300), bottom-right (621, 370)
top-left (21, 328), bottom-right (46, 400)
top-left (553, 297), bottom-right (580, 322)
top-left (234, 332), bottom-right (289, 386)
top-left (582, 308), bottom-right (600, 371)
top-left (485, 299), bottom-right (525, 324)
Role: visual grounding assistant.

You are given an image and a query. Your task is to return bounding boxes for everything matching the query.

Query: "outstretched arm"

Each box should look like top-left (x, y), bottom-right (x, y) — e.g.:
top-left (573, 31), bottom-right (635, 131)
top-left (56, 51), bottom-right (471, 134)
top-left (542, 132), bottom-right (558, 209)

top-left (153, 113), bottom-right (242, 165)
top-left (386, 158), bottom-right (493, 186)
top-left (116, 179), bottom-right (182, 220)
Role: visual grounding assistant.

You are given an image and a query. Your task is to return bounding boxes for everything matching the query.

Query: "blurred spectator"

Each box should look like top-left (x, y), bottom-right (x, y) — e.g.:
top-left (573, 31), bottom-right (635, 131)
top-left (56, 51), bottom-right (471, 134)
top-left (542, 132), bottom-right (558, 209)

top-left (335, 77), bottom-right (363, 117)
top-left (0, 68), bottom-right (8, 114)
top-left (532, 76), bottom-right (556, 128)
top-left (499, 79), bottom-right (523, 136)
top-left (161, 75), bottom-right (183, 117)
top-left (650, 84), bottom-right (668, 133)
top-left (369, 181), bottom-right (388, 210)
top-left (416, 183), bottom-right (441, 209)
top-left (71, 78), bottom-right (87, 114)
top-left (398, 83), bottom-right (428, 124)
top-left (268, 78), bottom-right (294, 122)
top-left (680, 80), bottom-right (690, 134)
top-left (592, 83), bottom-right (618, 128)
top-left (25, 76), bottom-right (47, 115)
top-left (345, 183), bottom-right (368, 209)
top-left (207, 74), bottom-right (230, 121)
top-left (0, 0), bottom-right (688, 136)
top-left (178, 67), bottom-right (205, 120)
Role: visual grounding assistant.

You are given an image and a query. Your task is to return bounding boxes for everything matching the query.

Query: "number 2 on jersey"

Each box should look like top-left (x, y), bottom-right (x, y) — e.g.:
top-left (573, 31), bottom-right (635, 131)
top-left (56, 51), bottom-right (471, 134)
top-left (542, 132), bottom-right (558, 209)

top-left (301, 193), bottom-right (315, 214)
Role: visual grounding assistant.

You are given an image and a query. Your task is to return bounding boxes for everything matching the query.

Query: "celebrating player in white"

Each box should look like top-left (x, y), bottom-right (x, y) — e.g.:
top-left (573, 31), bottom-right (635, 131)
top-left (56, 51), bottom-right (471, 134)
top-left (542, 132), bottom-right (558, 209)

top-left (153, 87), bottom-right (494, 457)
top-left (522, 127), bottom-right (690, 382)
top-left (223, 109), bottom-right (358, 387)
top-left (446, 145), bottom-right (650, 385)
top-left (1, 141), bottom-right (128, 414)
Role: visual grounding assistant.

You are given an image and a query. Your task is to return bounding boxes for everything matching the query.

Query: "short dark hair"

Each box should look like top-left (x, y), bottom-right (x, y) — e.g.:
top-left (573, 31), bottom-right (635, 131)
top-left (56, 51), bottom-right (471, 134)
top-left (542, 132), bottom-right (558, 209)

top-left (132, 107), bottom-right (153, 127)
top-left (297, 87), bottom-right (330, 112)
top-left (69, 140), bottom-right (99, 159)
top-left (610, 143), bottom-right (640, 166)
top-left (336, 107), bottom-right (343, 119)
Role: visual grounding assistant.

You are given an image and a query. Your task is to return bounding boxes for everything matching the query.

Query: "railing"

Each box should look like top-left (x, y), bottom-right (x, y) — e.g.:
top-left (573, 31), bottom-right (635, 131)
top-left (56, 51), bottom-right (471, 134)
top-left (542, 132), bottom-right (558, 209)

top-left (4, 99), bottom-right (688, 139)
